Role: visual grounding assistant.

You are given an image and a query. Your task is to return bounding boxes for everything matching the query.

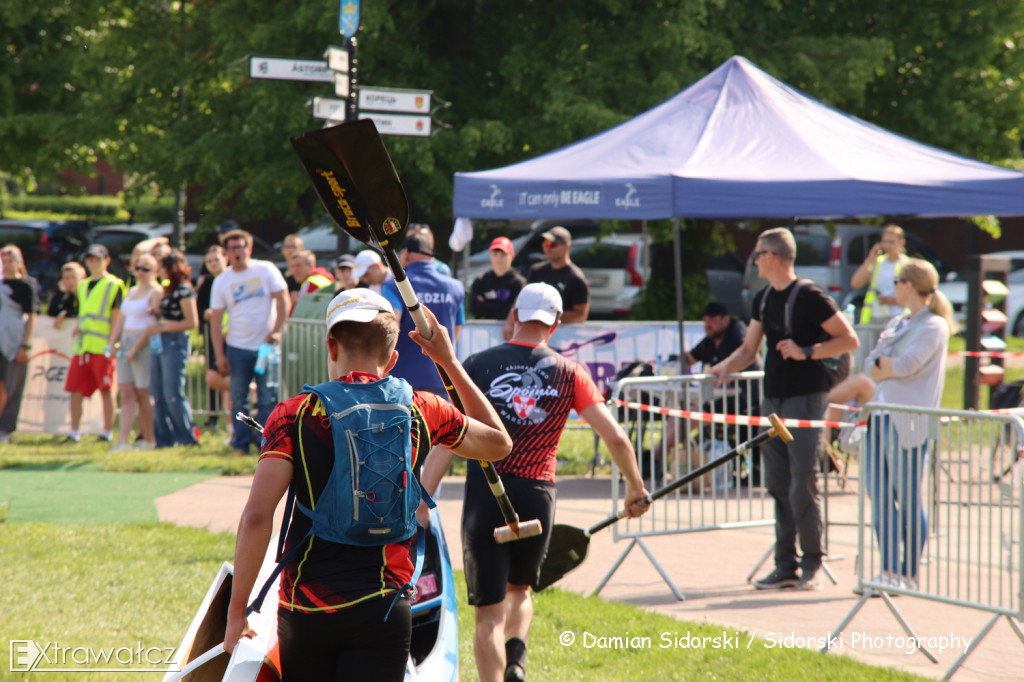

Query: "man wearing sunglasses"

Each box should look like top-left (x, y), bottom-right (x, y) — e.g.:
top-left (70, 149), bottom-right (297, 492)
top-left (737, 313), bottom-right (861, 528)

top-left (501, 226), bottom-right (589, 340)
top-left (710, 228), bottom-right (859, 592)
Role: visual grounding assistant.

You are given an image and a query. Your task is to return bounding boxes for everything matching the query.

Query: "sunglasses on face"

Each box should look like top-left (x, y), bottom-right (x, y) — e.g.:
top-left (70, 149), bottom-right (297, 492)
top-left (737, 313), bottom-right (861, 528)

top-left (542, 240), bottom-right (563, 249)
top-left (226, 244), bottom-right (247, 251)
top-left (753, 249), bottom-right (771, 260)
top-left (135, 266), bottom-right (153, 272)
top-left (894, 278), bottom-right (908, 286)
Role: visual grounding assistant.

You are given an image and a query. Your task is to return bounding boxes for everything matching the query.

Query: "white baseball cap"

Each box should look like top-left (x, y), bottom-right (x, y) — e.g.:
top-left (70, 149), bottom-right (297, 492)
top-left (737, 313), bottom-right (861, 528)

top-left (351, 249), bottom-right (382, 280)
top-left (325, 288), bottom-right (394, 331)
top-left (515, 282), bottom-right (563, 325)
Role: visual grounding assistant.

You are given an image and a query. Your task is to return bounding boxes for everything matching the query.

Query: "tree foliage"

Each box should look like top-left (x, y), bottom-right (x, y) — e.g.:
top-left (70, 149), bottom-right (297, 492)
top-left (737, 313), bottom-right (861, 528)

top-left (2, 0), bottom-right (1023, 244)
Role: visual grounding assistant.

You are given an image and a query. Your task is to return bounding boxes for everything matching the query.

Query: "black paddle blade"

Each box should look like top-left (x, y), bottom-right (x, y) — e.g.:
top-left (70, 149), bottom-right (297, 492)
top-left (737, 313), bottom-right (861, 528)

top-left (534, 524), bottom-right (590, 592)
top-left (290, 119), bottom-right (410, 251)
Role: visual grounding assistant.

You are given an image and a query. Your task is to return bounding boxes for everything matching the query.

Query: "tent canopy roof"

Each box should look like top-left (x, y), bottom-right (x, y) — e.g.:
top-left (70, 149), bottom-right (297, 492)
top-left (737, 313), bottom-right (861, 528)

top-left (452, 56), bottom-right (1024, 220)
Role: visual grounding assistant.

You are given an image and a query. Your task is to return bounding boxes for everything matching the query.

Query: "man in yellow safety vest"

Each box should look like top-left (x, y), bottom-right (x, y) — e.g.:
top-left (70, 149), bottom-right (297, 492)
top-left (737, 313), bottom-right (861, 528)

top-left (63, 245), bottom-right (126, 443)
top-left (851, 224), bottom-right (909, 324)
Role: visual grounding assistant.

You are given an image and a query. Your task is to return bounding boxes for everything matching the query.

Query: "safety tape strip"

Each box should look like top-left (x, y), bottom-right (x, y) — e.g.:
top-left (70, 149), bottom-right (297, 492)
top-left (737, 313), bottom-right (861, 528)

top-left (610, 399), bottom-right (857, 429)
top-left (956, 351), bottom-right (1024, 358)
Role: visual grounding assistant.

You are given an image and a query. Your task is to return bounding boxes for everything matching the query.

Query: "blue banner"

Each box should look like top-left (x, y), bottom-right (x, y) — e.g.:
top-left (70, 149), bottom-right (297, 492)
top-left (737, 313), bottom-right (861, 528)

top-left (339, 0), bottom-right (360, 38)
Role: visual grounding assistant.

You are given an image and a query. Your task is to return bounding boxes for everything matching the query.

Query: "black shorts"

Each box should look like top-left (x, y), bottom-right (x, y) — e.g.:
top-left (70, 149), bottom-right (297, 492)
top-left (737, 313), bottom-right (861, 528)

top-left (277, 596), bottom-right (411, 681)
top-left (461, 467), bottom-right (556, 606)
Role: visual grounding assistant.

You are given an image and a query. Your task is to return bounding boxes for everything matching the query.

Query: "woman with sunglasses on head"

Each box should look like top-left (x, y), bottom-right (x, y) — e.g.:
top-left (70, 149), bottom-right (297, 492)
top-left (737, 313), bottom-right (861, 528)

top-left (107, 254), bottom-right (160, 451)
top-left (858, 259), bottom-right (957, 592)
top-left (147, 250), bottom-right (200, 448)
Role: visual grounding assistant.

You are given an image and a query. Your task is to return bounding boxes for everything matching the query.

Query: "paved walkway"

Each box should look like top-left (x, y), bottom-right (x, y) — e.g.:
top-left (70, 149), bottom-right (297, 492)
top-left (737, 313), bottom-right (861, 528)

top-left (156, 473), bottom-right (1023, 681)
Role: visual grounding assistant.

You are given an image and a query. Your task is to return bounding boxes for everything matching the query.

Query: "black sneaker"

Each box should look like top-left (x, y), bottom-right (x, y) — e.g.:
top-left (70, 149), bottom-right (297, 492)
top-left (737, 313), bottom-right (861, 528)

top-left (61, 434), bottom-right (81, 444)
top-left (753, 568), bottom-right (799, 590)
top-left (797, 567), bottom-right (822, 591)
top-left (97, 434), bottom-right (113, 443)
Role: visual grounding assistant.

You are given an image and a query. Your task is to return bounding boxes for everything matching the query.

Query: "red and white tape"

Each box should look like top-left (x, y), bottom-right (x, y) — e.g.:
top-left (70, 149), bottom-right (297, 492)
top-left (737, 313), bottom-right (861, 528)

top-left (956, 351), bottom-right (1024, 358)
top-left (611, 399), bottom-right (857, 429)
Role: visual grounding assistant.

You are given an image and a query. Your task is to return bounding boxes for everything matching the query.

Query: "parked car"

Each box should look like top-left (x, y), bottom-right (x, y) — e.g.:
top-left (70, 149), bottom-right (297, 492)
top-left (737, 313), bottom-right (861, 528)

top-left (569, 233), bottom-right (650, 318)
top-left (740, 223), bottom-right (953, 318)
top-left (273, 218), bottom-right (348, 259)
top-left (706, 251), bottom-right (746, 317)
top-left (83, 225), bottom-right (284, 283)
top-left (938, 250), bottom-right (1024, 335)
top-left (0, 219), bottom-right (93, 296)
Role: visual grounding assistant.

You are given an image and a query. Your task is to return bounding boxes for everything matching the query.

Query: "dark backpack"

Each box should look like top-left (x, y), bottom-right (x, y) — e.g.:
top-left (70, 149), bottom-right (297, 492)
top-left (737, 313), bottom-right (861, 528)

top-left (248, 376), bottom-right (433, 618)
top-left (760, 279), bottom-right (851, 389)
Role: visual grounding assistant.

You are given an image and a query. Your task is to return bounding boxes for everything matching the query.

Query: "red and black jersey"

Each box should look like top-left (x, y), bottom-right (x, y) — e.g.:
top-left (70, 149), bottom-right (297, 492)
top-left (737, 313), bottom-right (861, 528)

top-left (258, 371), bottom-right (468, 614)
top-left (463, 341), bottom-right (602, 482)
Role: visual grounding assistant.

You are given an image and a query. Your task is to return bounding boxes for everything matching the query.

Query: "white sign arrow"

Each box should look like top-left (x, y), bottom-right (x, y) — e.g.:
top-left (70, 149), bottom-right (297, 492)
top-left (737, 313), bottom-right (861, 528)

top-left (249, 56), bottom-right (333, 82)
top-left (358, 112), bottom-right (432, 137)
top-left (311, 97), bottom-right (347, 120)
top-left (358, 87), bottom-right (432, 114)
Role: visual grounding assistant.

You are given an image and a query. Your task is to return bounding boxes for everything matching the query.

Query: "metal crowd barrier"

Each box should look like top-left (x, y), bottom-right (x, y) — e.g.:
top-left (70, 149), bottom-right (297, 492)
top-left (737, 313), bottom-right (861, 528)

top-left (602, 371), bottom-right (772, 600)
top-left (828, 403), bottom-right (1024, 678)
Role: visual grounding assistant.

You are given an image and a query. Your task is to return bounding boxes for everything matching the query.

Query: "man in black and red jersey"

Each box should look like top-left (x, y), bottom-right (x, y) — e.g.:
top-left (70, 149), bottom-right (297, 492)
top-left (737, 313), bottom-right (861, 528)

top-left (224, 288), bottom-right (511, 681)
top-left (461, 282), bottom-right (650, 682)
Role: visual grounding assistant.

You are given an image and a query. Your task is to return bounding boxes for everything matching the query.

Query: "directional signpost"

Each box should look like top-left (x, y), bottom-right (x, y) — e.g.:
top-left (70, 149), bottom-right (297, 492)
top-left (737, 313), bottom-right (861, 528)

top-left (358, 111), bottom-right (432, 137)
top-left (249, 56), bottom-right (333, 83)
top-left (358, 87), bottom-right (432, 114)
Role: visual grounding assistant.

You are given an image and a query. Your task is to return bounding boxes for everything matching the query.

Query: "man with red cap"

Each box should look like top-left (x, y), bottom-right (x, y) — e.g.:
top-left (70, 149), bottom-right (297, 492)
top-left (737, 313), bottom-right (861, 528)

top-left (469, 236), bottom-right (526, 320)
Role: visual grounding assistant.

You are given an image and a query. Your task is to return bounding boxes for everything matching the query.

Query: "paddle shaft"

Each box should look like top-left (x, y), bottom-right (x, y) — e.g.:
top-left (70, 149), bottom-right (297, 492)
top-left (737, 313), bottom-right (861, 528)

top-left (380, 247), bottom-right (523, 530)
top-left (586, 421), bottom-right (786, 536)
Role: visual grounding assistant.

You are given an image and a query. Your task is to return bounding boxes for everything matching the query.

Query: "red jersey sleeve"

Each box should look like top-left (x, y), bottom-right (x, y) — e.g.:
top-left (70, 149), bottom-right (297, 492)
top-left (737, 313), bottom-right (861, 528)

top-left (413, 390), bottom-right (468, 450)
top-left (258, 394), bottom-right (319, 463)
top-left (571, 360), bottom-right (604, 413)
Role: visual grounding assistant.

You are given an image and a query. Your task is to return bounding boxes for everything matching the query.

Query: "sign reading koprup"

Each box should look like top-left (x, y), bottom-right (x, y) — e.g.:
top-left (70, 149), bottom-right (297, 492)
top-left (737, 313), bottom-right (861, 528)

top-left (358, 87), bottom-right (432, 114)
top-left (249, 56), bottom-right (333, 82)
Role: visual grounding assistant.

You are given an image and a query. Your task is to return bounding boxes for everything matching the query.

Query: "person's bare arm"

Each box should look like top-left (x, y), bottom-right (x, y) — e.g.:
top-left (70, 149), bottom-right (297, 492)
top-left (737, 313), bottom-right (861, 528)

top-left (224, 457), bottom-right (291, 653)
top-left (409, 306), bottom-right (512, 461)
top-left (210, 307), bottom-right (228, 374)
top-left (267, 289), bottom-right (288, 344)
top-left (580, 402), bottom-right (650, 518)
top-left (709, 319), bottom-right (764, 384)
top-left (850, 243), bottom-right (881, 289)
top-left (777, 312), bottom-right (859, 361)
top-left (560, 302), bottom-right (589, 323)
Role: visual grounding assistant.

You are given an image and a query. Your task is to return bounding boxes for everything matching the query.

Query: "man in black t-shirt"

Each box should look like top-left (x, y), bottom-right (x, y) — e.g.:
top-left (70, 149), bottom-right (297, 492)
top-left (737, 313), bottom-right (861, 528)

top-left (469, 237), bottom-right (526, 320)
top-left (501, 226), bottom-right (589, 339)
top-left (710, 228), bottom-right (858, 591)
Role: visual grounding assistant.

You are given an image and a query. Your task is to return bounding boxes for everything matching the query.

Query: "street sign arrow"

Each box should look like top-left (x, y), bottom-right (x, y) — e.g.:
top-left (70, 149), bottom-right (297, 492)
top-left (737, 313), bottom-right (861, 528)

top-left (249, 56), bottom-right (333, 82)
top-left (310, 97), bottom-right (347, 120)
top-left (358, 87), bottom-right (432, 114)
top-left (324, 45), bottom-right (349, 74)
top-left (358, 112), bottom-right (432, 137)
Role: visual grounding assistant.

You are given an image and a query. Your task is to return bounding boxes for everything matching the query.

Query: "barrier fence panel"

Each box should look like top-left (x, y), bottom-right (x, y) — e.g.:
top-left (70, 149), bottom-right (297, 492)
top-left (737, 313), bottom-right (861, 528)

top-left (602, 372), bottom-right (773, 599)
top-left (828, 403), bottom-right (1024, 678)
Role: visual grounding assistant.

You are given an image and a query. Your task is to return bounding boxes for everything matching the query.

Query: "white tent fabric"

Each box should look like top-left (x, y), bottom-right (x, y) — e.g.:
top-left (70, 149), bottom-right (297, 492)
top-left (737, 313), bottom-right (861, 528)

top-left (452, 56), bottom-right (1024, 220)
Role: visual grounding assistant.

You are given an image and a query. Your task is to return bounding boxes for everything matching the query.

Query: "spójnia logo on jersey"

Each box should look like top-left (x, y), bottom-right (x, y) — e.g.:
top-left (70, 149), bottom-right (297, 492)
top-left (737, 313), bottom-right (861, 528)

top-left (512, 394), bottom-right (536, 418)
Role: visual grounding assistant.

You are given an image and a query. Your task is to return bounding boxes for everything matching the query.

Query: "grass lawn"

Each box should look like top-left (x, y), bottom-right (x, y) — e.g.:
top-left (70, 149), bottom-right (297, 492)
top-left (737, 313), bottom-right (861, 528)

top-left (0, 523), bottom-right (924, 682)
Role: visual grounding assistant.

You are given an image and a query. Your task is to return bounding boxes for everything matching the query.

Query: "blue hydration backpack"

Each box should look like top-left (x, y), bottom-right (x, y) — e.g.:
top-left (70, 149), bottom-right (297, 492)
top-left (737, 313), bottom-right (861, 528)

top-left (248, 376), bottom-right (435, 618)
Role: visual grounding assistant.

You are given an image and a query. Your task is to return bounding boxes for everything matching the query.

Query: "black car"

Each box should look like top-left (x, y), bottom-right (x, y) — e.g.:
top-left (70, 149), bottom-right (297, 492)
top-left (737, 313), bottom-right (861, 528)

top-left (0, 219), bottom-right (93, 296)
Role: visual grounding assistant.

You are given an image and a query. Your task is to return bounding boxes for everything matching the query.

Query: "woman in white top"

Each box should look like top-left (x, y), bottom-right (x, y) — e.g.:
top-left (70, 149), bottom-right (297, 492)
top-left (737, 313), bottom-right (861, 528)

top-left (107, 254), bottom-right (161, 451)
top-left (861, 258), bottom-right (957, 590)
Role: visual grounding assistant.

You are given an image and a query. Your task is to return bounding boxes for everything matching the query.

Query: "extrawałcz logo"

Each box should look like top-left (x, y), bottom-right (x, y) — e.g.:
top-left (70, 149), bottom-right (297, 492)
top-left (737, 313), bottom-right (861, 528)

top-left (10, 639), bottom-right (179, 673)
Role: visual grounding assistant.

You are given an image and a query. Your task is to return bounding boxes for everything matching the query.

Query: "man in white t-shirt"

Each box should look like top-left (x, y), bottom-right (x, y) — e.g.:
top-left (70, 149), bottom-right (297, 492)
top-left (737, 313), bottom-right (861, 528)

top-left (209, 229), bottom-right (289, 453)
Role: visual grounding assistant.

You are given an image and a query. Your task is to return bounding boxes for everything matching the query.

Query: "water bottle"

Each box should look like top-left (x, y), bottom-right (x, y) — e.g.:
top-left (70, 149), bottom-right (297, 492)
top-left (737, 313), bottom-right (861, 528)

top-left (843, 303), bottom-right (856, 326)
top-left (266, 344), bottom-right (280, 389)
top-left (255, 343), bottom-right (271, 374)
top-left (149, 333), bottom-right (163, 354)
